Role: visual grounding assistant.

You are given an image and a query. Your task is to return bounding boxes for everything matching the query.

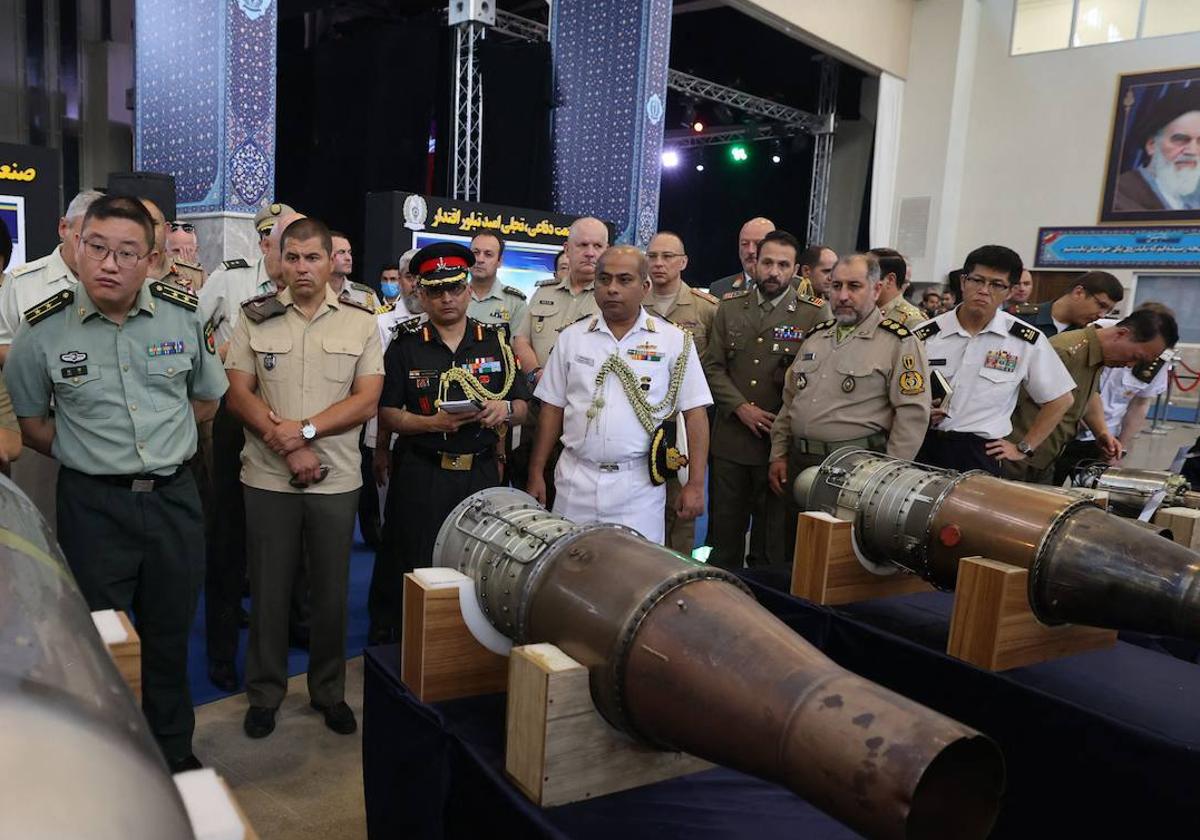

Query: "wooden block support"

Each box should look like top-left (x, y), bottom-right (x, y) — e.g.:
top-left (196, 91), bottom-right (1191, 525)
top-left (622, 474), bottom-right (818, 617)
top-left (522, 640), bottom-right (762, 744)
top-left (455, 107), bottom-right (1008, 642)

top-left (505, 644), bottom-right (711, 808)
top-left (1153, 506), bottom-right (1200, 550)
top-left (947, 556), bottom-right (1117, 671)
top-left (400, 572), bottom-right (508, 703)
top-left (97, 611), bottom-right (141, 701)
top-left (791, 511), bottom-right (934, 605)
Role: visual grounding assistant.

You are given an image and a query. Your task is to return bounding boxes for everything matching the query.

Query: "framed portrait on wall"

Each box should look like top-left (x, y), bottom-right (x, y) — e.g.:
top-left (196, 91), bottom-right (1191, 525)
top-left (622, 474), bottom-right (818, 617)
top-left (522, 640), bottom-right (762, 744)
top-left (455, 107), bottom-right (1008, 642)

top-left (1100, 67), bottom-right (1200, 224)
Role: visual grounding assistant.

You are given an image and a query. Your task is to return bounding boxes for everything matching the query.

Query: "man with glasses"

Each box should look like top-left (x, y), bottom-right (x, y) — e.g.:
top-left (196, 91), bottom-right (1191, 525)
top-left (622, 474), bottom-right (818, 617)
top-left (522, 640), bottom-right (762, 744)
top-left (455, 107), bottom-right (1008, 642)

top-left (644, 230), bottom-right (717, 553)
top-left (913, 245), bottom-right (1075, 476)
top-left (1022, 271), bottom-right (1124, 338)
top-left (6, 194), bottom-right (228, 772)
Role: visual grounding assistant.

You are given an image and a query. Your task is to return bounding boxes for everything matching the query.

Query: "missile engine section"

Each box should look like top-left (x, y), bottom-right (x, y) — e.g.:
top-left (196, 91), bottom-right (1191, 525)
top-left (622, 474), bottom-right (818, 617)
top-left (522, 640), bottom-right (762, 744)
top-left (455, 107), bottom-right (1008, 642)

top-left (1070, 461), bottom-right (1200, 519)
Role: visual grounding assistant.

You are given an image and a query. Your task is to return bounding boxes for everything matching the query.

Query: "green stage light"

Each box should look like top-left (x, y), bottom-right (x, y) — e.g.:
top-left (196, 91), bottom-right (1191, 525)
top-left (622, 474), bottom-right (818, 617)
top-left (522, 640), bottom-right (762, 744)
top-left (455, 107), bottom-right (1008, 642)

top-left (729, 145), bottom-right (749, 163)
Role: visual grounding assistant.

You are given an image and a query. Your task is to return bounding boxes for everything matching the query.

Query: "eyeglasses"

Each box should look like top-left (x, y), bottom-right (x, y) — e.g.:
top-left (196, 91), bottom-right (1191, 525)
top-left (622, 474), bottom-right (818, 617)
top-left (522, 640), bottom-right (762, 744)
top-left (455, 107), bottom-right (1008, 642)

top-left (961, 275), bottom-right (1010, 294)
top-left (81, 240), bottom-right (148, 269)
top-left (646, 251), bottom-right (685, 260)
top-left (167, 221), bottom-right (195, 232)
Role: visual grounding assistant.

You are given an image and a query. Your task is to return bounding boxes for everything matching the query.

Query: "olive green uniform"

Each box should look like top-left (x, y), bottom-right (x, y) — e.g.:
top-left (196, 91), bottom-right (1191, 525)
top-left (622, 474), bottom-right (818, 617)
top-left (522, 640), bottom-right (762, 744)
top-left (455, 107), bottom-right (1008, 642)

top-left (6, 281), bottom-right (228, 765)
top-left (702, 286), bottom-right (831, 568)
top-left (649, 281), bottom-right (719, 555)
top-left (1004, 326), bottom-right (1103, 485)
top-left (880, 293), bottom-right (925, 326)
top-left (467, 281), bottom-right (528, 329)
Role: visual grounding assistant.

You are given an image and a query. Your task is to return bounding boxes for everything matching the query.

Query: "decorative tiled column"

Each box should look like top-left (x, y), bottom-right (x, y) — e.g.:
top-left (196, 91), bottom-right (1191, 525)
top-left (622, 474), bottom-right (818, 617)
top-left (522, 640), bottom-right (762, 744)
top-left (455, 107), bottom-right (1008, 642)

top-left (550, 0), bottom-right (672, 246)
top-left (134, 0), bottom-right (277, 271)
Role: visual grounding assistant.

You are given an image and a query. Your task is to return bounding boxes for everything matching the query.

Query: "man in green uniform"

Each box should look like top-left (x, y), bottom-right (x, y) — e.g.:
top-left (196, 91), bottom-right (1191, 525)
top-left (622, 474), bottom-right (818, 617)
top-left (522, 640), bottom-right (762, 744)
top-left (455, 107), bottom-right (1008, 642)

top-left (6, 194), bottom-right (228, 772)
top-left (870, 247), bottom-right (925, 325)
top-left (467, 231), bottom-right (528, 327)
top-left (703, 229), bottom-right (831, 569)
top-left (1005, 308), bottom-right (1177, 484)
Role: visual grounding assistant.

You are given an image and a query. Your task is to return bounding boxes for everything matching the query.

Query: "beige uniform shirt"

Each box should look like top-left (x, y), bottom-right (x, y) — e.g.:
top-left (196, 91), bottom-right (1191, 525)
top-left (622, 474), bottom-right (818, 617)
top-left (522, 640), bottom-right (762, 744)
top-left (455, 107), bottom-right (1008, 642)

top-left (880, 294), bottom-right (925, 326)
top-left (649, 281), bottom-right (718, 358)
top-left (225, 284), bottom-right (385, 494)
top-left (703, 286), bottom-right (832, 466)
top-left (514, 277), bottom-right (598, 365)
top-left (336, 280), bottom-right (383, 312)
top-left (770, 309), bottom-right (931, 461)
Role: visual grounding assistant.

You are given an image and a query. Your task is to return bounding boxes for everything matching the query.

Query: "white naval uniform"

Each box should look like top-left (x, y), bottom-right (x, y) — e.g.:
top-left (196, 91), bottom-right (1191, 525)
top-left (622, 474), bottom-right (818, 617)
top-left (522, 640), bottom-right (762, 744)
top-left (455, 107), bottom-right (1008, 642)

top-left (917, 308), bottom-right (1074, 440)
top-left (0, 245), bottom-right (76, 345)
top-left (197, 256), bottom-right (275, 346)
top-left (1078, 364), bottom-right (1168, 442)
top-left (535, 308), bottom-right (712, 544)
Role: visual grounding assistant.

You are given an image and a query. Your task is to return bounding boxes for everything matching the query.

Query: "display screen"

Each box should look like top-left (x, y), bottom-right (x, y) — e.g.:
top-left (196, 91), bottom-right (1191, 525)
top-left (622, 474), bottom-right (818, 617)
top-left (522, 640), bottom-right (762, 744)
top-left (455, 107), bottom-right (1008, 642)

top-left (412, 231), bottom-right (559, 299)
top-left (0, 195), bottom-right (26, 269)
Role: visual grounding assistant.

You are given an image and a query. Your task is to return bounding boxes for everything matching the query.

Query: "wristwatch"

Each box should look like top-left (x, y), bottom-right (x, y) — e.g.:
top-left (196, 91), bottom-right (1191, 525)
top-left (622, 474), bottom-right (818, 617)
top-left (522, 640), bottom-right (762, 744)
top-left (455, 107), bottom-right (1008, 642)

top-left (301, 419), bottom-right (318, 441)
top-left (504, 400), bottom-right (514, 420)
top-left (1016, 440), bottom-right (1035, 457)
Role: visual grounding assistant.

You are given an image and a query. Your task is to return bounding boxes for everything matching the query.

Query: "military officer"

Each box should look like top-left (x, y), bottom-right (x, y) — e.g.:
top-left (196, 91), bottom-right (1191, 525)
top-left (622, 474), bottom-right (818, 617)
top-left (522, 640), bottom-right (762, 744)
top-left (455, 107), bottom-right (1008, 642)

top-left (914, 245), bottom-right (1076, 476)
top-left (768, 253), bottom-right (930, 556)
top-left (196, 205), bottom-right (301, 692)
top-left (1021, 271), bottom-right (1123, 338)
top-left (225, 217), bottom-right (384, 739)
top-left (329, 231), bottom-right (382, 311)
top-left (529, 245), bottom-right (711, 544)
top-left (645, 230), bottom-right (718, 554)
top-left (1005, 309), bottom-right (1176, 485)
top-left (870, 247), bottom-right (925, 325)
top-left (703, 229), bottom-right (831, 569)
top-left (510, 216), bottom-right (608, 499)
top-left (709, 216), bottom-right (774, 298)
top-left (6, 195), bottom-right (229, 771)
top-left (1002, 269), bottom-right (1035, 316)
top-left (467, 231), bottom-right (528, 327)
top-left (377, 242), bottom-right (531, 615)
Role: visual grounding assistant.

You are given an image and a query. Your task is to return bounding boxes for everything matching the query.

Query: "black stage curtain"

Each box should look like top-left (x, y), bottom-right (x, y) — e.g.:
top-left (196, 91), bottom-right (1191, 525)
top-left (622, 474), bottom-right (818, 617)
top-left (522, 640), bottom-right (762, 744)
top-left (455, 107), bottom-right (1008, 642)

top-left (478, 39), bottom-right (553, 211)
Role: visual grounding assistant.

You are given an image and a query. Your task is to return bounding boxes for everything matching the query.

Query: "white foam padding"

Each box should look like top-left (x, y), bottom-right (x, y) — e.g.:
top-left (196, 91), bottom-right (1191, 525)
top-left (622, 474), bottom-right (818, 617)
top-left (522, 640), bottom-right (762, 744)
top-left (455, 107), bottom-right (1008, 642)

top-left (412, 567), bottom-right (513, 656)
top-left (90, 609), bottom-right (128, 645)
top-left (174, 769), bottom-right (245, 840)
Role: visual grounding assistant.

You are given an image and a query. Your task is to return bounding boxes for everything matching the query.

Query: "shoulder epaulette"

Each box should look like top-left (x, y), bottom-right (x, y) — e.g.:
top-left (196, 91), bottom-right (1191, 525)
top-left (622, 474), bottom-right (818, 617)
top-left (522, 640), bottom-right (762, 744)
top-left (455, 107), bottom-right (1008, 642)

top-left (395, 316), bottom-right (424, 334)
top-left (1009, 321), bottom-right (1040, 344)
top-left (149, 281), bottom-right (198, 312)
top-left (1013, 303), bottom-right (1039, 315)
top-left (350, 281), bottom-right (375, 294)
top-left (222, 258), bottom-right (250, 270)
top-left (799, 294), bottom-right (826, 308)
top-left (912, 322), bottom-right (940, 342)
top-left (689, 287), bottom-right (719, 305)
top-left (174, 259), bottom-right (203, 272)
top-left (1132, 357), bottom-right (1165, 384)
top-left (502, 284), bottom-right (527, 300)
top-left (536, 277), bottom-right (558, 287)
top-left (377, 301), bottom-right (395, 314)
top-left (722, 289), bottom-right (750, 301)
top-left (24, 289), bottom-right (74, 325)
top-left (805, 318), bottom-right (836, 338)
top-left (240, 292), bottom-right (287, 323)
top-left (878, 318), bottom-right (911, 338)
top-left (11, 259), bottom-right (44, 277)
top-left (339, 296), bottom-right (375, 314)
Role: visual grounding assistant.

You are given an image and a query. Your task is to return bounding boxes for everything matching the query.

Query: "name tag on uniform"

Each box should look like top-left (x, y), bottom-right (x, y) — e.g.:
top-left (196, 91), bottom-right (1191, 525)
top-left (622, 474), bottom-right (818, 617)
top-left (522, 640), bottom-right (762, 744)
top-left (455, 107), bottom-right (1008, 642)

top-left (773, 326), bottom-right (804, 341)
top-left (61, 365), bottom-right (87, 378)
top-left (983, 350), bottom-right (1018, 373)
top-left (574, 354), bottom-right (595, 366)
top-left (409, 368), bottom-right (439, 390)
top-left (801, 352), bottom-right (816, 361)
top-left (929, 358), bottom-right (947, 366)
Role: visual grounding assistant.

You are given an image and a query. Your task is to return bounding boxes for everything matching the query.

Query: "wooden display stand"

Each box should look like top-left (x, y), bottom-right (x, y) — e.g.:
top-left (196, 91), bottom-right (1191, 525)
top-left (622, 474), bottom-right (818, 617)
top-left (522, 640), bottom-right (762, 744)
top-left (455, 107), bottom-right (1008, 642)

top-left (1153, 506), bottom-right (1200, 550)
top-left (400, 572), bottom-right (508, 703)
top-left (790, 513), bottom-right (1117, 671)
top-left (505, 644), bottom-right (710, 807)
top-left (791, 512), bottom-right (934, 604)
top-left (400, 569), bottom-right (710, 806)
top-left (94, 610), bottom-right (141, 700)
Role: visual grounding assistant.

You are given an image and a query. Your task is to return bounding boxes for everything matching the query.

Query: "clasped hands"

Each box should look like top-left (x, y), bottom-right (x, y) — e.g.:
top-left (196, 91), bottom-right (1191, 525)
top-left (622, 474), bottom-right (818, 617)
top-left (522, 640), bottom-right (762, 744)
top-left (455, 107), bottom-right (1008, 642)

top-left (264, 411), bottom-right (324, 485)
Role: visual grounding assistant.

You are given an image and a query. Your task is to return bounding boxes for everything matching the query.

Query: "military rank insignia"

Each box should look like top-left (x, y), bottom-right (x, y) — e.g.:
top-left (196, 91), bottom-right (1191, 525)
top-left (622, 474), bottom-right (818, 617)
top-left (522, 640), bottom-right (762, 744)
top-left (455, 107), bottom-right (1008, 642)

top-left (898, 354), bottom-right (926, 396)
top-left (627, 342), bottom-right (663, 362)
top-left (842, 376), bottom-right (856, 393)
top-left (149, 340), bottom-right (186, 357)
top-left (983, 350), bottom-right (1019, 373)
top-left (263, 353), bottom-right (276, 370)
top-left (796, 372), bottom-right (808, 390)
top-left (1009, 322), bottom-right (1039, 344)
top-left (773, 326), bottom-right (805, 341)
top-left (204, 318), bottom-right (217, 355)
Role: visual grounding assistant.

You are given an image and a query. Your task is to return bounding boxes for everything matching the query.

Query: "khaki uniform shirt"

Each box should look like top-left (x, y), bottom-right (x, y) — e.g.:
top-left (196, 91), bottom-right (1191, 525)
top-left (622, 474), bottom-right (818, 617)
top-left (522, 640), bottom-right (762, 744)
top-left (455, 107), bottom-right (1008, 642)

top-left (335, 279), bottom-right (383, 312)
top-left (163, 258), bottom-right (206, 293)
top-left (199, 257), bottom-right (276, 347)
top-left (880, 294), bottom-right (925, 326)
top-left (467, 281), bottom-right (527, 329)
top-left (770, 309), bottom-right (930, 461)
top-left (1008, 326), bottom-right (1103, 471)
top-left (225, 284), bottom-right (385, 494)
top-left (6, 281), bottom-right (229, 475)
top-left (513, 277), bottom-right (598, 366)
top-left (0, 245), bottom-right (76, 346)
top-left (648, 281), bottom-right (718, 358)
top-left (703, 286), bottom-right (831, 466)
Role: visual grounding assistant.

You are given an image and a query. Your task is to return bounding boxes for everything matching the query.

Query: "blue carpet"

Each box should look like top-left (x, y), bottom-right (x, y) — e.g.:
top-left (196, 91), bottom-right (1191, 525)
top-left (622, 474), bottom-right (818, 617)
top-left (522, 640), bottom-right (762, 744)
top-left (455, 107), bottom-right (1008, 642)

top-left (187, 525), bottom-right (375, 706)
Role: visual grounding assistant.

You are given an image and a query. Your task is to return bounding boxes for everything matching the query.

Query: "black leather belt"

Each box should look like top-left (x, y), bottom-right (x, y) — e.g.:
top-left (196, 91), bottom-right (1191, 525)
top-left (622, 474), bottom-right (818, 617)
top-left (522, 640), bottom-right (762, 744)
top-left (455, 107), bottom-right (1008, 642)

top-left (412, 447), bottom-right (494, 471)
top-left (70, 465), bottom-right (186, 492)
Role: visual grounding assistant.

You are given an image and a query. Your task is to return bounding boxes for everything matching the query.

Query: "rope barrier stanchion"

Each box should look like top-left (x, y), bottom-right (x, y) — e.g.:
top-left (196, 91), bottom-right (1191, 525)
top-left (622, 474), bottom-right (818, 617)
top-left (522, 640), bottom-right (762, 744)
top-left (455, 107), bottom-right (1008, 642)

top-left (1148, 356), bottom-right (1178, 435)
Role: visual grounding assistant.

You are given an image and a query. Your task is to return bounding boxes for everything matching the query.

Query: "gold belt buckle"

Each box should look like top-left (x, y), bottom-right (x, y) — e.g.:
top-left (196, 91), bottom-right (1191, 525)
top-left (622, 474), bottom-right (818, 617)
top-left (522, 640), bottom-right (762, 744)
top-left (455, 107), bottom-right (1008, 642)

top-left (440, 452), bottom-right (474, 471)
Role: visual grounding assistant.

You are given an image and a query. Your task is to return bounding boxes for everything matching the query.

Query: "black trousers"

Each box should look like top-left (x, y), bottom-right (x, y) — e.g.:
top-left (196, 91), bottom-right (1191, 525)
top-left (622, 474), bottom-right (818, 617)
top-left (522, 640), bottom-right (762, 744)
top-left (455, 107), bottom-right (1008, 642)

top-left (1053, 438), bottom-right (1104, 487)
top-left (57, 467), bottom-right (205, 764)
top-left (916, 430), bottom-right (1002, 477)
top-left (205, 399), bottom-right (246, 665)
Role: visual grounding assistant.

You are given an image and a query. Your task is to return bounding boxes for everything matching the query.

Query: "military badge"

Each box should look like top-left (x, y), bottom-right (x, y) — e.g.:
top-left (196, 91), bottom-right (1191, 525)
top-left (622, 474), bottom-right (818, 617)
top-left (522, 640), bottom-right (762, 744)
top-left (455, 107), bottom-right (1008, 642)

top-left (796, 372), bottom-right (808, 390)
top-left (59, 350), bottom-right (87, 364)
top-left (628, 342), bottom-right (664, 362)
top-left (640, 375), bottom-right (652, 392)
top-left (148, 340), bottom-right (185, 357)
top-left (204, 318), bottom-right (217, 354)
top-left (899, 370), bottom-right (925, 396)
top-left (842, 376), bottom-right (856, 393)
top-left (983, 350), bottom-right (1018, 373)
top-left (263, 353), bottom-right (276, 370)
top-left (773, 326), bottom-right (804, 341)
